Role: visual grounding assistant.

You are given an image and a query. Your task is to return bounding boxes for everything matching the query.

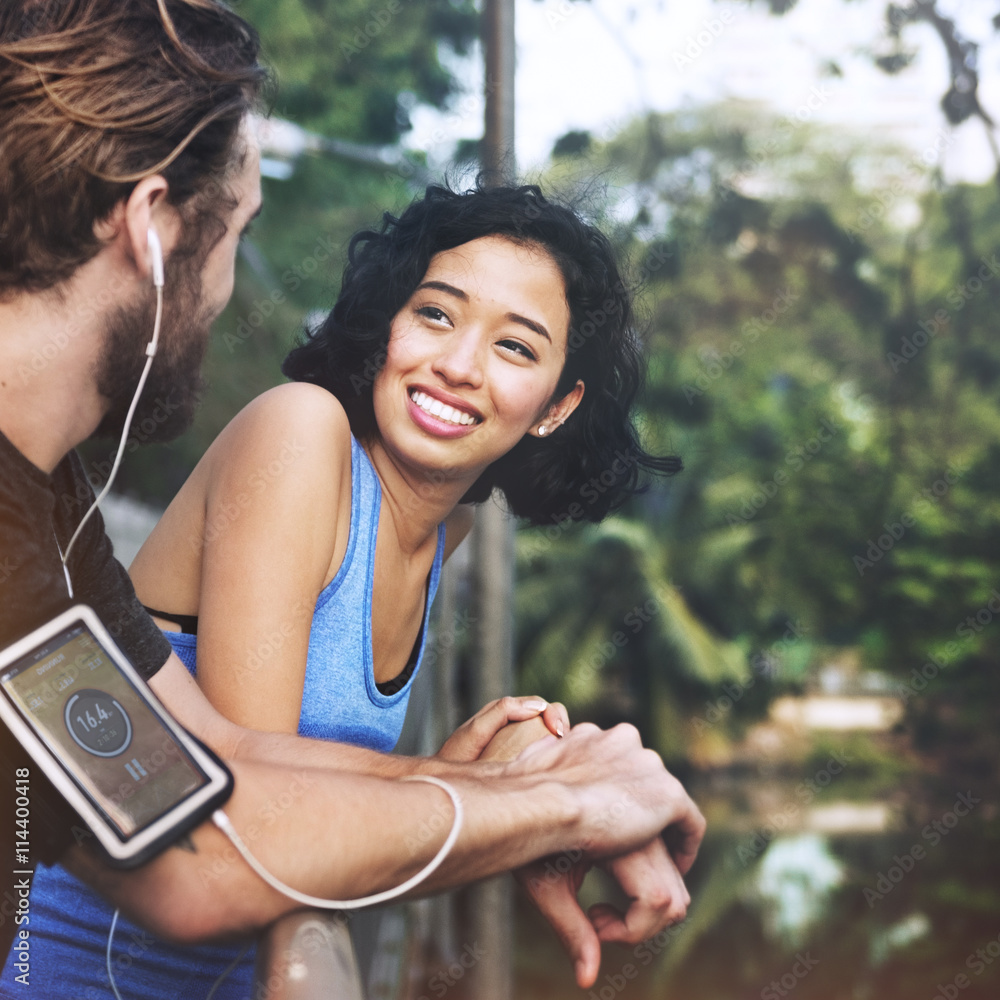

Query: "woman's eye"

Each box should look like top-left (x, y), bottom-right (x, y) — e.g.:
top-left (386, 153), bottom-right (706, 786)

top-left (498, 339), bottom-right (537, 361)
top-left (416, 305), bottom-right (448, 323)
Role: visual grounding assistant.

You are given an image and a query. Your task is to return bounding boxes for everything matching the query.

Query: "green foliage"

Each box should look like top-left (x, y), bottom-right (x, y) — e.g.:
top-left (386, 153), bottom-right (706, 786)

top-left (239, 0), bottom-right (478, 141)
top-left (516, 102), bottom-right (1000, 758)
top-left (516, 518), bottom-right (747, 759)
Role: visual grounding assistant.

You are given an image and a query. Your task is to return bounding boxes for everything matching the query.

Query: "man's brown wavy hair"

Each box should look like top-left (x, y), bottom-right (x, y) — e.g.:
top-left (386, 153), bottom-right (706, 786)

top-left (0, 0), bottom-right (268, 298)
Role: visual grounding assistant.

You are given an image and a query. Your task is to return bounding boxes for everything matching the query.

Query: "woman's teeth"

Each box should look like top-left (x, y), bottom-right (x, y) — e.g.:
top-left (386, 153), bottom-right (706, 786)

top-left (411, 390), bottom-right (478, 426)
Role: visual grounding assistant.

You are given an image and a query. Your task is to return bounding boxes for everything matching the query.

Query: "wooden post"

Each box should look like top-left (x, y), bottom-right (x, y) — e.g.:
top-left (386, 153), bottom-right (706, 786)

top-left (467, 2), bottom-right (516, 998)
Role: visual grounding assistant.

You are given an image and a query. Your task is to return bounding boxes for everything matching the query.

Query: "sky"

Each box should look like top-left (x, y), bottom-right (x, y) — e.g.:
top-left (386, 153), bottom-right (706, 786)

top-left (406, 0), bottom-right (1000, 185)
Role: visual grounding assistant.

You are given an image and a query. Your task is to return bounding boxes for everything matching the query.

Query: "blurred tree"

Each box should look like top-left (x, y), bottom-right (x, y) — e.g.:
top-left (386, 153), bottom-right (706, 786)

top-left (747, 0), bottom-right (1000, 183)
top-left (516, 103), bottom-right (1000, 763)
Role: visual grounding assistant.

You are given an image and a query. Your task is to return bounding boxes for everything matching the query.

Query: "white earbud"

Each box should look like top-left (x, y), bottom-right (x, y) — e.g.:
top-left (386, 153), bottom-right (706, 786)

top-left (147, 228), bottom-right (164, 289)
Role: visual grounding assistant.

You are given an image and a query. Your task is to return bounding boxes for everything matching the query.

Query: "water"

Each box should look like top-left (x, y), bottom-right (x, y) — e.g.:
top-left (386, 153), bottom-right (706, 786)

top-left (516, 761), bottom-right (1000, 999)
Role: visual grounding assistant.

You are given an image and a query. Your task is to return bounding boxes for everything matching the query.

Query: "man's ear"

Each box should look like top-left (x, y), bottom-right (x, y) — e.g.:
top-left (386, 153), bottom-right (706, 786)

top-left (529, 380), bottom-right (585, 438)
top-left (95, 175), bottom-right (180, 285)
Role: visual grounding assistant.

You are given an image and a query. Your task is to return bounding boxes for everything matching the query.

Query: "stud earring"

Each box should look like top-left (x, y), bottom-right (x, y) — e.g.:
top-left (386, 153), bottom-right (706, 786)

top-left (538, 425), bottom-right (548, 436)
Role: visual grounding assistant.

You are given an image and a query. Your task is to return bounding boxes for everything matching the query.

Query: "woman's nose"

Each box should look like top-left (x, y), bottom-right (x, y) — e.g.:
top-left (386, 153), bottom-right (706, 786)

top-left (431, 329), bottom-right (485, 388)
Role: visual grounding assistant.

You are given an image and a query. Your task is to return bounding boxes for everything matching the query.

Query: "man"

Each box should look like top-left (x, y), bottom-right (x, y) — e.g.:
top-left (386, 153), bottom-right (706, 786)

top-left (0, 0), bottom-right (704, 990)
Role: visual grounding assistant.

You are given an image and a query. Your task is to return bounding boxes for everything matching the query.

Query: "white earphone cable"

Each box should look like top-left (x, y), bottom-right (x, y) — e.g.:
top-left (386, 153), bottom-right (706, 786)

top-left (61, 283), bottom-right (162, 568)
top-left (210, 774), bottom-right (463, 910)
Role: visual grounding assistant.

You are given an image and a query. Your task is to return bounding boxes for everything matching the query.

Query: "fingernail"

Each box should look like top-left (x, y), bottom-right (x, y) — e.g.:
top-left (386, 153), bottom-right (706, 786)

top-left (525, 699), bottom-right (547, 712)
top-left (555, 722), bottom-right (565, 737)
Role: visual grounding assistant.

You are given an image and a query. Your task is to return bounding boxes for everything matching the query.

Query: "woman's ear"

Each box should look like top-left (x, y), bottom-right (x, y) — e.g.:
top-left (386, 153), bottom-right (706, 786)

top-left (530, 380), bottom-right (585, 438)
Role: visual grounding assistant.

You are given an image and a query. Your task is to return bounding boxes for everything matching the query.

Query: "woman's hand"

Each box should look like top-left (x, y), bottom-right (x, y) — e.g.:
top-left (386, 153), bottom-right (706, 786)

top-left (478, 713), bottom-right (553, 762)
top-left (435, 697), bottom-right (569, 763)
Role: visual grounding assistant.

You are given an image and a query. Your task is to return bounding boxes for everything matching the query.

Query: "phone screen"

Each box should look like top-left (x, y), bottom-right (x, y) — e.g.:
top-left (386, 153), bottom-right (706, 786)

top-left (0, 621), bottom-right (208, 839)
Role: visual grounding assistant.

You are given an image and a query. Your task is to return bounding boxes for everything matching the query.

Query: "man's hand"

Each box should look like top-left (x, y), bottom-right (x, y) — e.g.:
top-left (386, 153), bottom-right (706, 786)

top-left (435, 696), bottom-right (569, 763)
top-left (512, 722), bottom-right (705, 865)
top-left (505, 723), bottom-right (704, 988)
top-left (516, 837), bottom-right (690, 987)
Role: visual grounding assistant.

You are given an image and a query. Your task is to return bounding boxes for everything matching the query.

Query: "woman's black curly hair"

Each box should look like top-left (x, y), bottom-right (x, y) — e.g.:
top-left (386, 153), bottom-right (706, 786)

top-left (282, 181), bottom-right (680, 525)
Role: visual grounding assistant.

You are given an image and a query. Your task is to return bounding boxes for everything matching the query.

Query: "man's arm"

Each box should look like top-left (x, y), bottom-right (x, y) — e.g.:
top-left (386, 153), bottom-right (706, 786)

top-left (64, 722), bottom-right (704, 949)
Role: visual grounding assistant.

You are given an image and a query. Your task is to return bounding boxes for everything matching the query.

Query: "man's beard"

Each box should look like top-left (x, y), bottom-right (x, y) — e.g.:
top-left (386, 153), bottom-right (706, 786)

top-left (92, 250), bottom-right (212, 444)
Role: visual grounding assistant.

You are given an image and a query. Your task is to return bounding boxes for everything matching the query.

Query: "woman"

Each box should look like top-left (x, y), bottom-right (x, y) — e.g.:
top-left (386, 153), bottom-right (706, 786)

top-left (4, 182), bottom-right (679, 999)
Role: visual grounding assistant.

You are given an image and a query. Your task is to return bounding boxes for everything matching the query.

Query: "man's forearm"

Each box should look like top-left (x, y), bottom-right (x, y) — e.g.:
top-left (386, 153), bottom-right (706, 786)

top-left (67, 757), bottom-right (576, 945)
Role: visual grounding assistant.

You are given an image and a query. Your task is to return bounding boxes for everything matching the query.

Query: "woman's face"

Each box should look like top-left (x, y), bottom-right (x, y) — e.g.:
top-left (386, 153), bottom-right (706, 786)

top-left (372, 235), bottom-right (582, 483)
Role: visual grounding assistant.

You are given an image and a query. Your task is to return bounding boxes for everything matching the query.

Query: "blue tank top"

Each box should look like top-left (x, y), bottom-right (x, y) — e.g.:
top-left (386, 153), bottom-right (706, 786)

top-left (169, 434), bottom-right (446, 750)
top-left (0, 435), bottom-right (446, 1000)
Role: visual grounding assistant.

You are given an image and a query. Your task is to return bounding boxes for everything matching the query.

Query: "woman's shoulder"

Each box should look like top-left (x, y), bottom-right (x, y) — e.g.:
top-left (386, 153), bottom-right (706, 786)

top-left (205, 383), bottom-right (353, 493)
top-left (238, 382), bottom-right (351, 436)
top-left (218, 383), bottom-right (350, 456)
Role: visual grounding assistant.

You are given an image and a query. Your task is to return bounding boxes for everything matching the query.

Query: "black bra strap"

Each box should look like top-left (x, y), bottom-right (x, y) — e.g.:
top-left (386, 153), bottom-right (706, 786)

top-left (143, 605), bottom-right (199, 636)
top-left (375, 619), bottom-right (423, 696)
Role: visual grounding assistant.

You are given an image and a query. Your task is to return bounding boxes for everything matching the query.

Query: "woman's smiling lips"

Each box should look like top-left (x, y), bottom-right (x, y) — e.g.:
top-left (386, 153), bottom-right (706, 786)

top-left (407, 386), bottom-right (483, 437)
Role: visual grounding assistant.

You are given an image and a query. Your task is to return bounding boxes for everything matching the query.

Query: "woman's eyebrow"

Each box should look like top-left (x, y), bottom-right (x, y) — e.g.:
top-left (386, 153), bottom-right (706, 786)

top-left (417, 280), bottom-right (468, 300)
top-left (417, 281), bottom-right (551, 342)
top-left (507, 312), bottom-right (550, 342)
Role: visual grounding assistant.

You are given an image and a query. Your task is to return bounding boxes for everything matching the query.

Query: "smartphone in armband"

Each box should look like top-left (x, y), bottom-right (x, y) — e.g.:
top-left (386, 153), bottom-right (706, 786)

top-left (0, 604), bottom-right (233, 867)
